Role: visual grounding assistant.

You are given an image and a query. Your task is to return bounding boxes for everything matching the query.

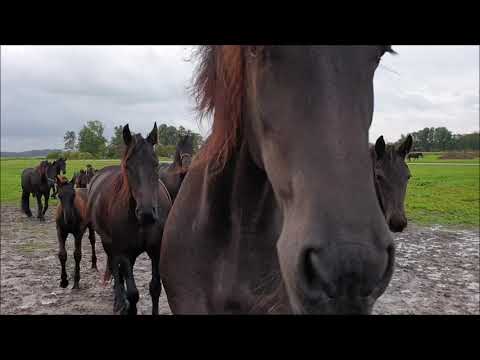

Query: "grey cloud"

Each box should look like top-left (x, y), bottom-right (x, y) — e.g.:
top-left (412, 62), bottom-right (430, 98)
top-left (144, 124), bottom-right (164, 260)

top-left (1, 45), bottom-right (478, 152)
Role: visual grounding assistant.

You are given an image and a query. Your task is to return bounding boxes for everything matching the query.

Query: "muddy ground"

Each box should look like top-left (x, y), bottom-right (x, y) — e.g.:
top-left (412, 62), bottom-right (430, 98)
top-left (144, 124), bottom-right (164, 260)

top-left (1, 204), bottom-right (478, 315)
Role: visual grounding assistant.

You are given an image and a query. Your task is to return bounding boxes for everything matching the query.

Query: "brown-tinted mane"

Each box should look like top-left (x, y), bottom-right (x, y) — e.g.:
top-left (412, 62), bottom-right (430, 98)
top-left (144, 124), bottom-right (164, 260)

top-left (36, 161), bottom-right (49, 177)
top-left (191, 45), bottom-right (247, 169)
top-left (106, 136), bottom-right (142, 214)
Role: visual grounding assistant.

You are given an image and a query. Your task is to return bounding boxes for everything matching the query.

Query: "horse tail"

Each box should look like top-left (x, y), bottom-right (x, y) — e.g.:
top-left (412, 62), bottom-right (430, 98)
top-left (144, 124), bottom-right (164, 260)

top-left (21, 191), bottom-right (32, 217)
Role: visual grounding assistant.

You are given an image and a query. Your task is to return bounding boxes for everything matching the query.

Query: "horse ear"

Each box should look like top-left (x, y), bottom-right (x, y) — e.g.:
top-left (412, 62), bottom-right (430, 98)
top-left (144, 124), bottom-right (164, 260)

top-left (375, 136), bottom-right (386, 159)
top-left (147, 122), bottom-right (158, 145)
top-left (123, 124), bottom-right (133, 146)
top-left (398, 134), bottom-right (413, 158)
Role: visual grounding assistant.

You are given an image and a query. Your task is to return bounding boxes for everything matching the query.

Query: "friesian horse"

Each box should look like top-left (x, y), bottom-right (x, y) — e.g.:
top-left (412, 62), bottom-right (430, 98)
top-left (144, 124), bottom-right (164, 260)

top-left (160, 46), bottom-right (397, 314)
top-left (55, 175), bottom-right (97, 289)
top-left (371, 135), bottom-right (413, 232)
top-left (158, 135), bottom-right (194, 203)
top-left (21, 160), bottom-right (55, 220)
top-left (87, 123), bottom-right (171, 315)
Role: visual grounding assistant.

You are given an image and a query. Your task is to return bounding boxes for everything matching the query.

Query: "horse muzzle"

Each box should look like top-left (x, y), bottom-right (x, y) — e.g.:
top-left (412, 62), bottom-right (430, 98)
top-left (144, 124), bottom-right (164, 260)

top-left (135, 206), bottom-right (160, 226)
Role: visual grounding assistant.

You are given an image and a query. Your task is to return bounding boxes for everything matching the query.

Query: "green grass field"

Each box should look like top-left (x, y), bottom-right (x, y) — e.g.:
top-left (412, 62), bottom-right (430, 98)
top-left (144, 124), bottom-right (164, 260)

top-left (0, 158), bottom-right (170, 206)
top-left (407, 152), bottom-right (480, 164)
top-left (406, 164), bottom-right (479, 228)
top-left (1, 156), bottom-right (479, 228)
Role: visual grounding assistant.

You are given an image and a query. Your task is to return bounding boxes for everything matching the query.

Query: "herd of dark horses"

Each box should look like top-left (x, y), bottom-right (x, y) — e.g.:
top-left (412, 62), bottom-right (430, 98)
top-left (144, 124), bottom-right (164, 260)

top-left (19, 46), bottom-right (420, 315)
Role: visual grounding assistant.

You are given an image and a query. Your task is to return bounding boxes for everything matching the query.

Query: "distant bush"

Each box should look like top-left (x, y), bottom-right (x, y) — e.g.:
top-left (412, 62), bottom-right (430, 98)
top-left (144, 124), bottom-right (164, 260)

top-left (62, 151), bottom-right (95, 160)
top-left (439, 151), bottom-right (479, 160)
top-left (155, 145), bottom-right (176, 158)
top-left (46, 151), bottom-right (64, 159)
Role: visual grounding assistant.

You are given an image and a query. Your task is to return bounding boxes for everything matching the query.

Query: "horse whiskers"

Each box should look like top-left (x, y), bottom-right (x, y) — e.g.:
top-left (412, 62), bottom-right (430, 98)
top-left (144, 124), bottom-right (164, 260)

top-left (249, 271), bottom-right (286, 314)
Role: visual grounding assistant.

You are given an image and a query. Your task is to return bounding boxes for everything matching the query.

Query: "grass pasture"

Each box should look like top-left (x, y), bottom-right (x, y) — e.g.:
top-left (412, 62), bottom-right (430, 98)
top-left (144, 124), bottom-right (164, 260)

top-left (407, 152), bottom-right (480, 164)
top-left (1, 155), bottom-right (479, 228)
top-left (0, 158), bottom-right (170, 205)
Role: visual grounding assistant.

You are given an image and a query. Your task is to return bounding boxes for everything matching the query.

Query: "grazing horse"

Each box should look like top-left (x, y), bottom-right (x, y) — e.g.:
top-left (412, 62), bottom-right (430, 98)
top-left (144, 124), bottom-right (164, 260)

top-left (159, 135), bottom-right (194, 202)
top-left (370, 135), bottom-right (413, 233)
top-left (87, 123), bottom-right (172, 315)
top-left (48, 158), bottom-right (67, 198)
top-left (21, 160), bottom-right (55, 220)
top-left (160, 46), bottom-right (397, 314)
top-left (407, 152), bottom-right (423, 161)
top-left (55, 175), bottom-right (97, 289)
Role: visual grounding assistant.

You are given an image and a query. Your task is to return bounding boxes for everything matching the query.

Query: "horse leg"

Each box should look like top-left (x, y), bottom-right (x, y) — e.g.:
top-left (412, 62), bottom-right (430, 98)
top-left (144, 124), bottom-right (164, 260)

top-left (57, 228), bottom-right (69, 288)
top-left (102, 255), bottom-right (112, 286)
top-left (147, 247), bottom-right (162, 315)
top-left (36, 193), bottom-right (44, 220)
top-left (112, 255), bottom-right (129, 315)
top-left (123, 256), bottom-right (139, 316)
top-left (88, 225), bottom-right (98, 270)
top-left (21, 191), bottom-right (32, 217)
top-left (72, 232), bottom-right (83, 289)
top-left (42, 193), bottom-right (49, 216)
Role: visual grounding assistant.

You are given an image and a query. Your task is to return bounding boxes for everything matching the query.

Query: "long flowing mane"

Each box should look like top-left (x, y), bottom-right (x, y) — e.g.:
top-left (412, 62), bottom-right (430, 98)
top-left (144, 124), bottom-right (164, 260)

top-left (106, 138), bottom-right (140, 213)
top-left (191, 45), bottom-right (248, 169)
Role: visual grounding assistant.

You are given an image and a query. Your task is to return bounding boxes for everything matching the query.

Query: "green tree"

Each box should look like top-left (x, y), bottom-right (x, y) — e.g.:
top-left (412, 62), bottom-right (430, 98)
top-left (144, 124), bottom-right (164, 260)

top-left (433, 127), bottom-right (453, 151)
top-left (64, 131), bottom-right (76, 151)
top-left (78, 120), bottom-right (107, 158)
top-left (105, 125), bottom-right (125, 159)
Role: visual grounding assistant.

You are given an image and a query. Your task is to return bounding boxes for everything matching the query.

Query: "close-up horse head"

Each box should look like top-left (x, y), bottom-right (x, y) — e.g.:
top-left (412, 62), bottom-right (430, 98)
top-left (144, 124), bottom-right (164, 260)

top-left (192, 45), bottom-right (397, 314)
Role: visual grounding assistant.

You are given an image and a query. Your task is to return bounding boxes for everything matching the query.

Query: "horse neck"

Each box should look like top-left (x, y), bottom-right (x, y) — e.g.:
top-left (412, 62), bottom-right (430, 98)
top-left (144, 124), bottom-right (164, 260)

top-left (208, 139), bottom-right (287, 311)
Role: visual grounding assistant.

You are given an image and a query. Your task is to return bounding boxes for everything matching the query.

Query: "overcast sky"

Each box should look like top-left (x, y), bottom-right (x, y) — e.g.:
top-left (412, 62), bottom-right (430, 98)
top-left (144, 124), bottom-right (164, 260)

top-left (1, 45), bottom-right (478, 152)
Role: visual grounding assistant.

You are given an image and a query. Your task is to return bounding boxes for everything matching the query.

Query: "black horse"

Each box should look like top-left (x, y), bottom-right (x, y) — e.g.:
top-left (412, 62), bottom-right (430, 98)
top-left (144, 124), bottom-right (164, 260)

top-left (48, 158), bottom-right (67, 198)
top-left (21, 161), bottom-right (56, 220)
top-left (407, 152), bottom-right (423, 161)
top-left (55, 175), bottom-right (97, 289)
top-left (160, 46), bottom-right (396, 314)
top-left (74, 165), bottom-right (97, 189)
top-left (371, 135), bottom-right (413, 232)
top-left (87, 123), bottom-right (172, 315)
top-left (159, 135), bottom-right (194, 203)
top-left (74, 170), bottom-right (89, 188)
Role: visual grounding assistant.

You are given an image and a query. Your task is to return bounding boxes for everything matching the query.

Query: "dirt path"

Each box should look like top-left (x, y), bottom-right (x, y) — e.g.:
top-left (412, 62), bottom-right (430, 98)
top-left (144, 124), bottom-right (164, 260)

top-left (1, 204), bottom-right (478, 315)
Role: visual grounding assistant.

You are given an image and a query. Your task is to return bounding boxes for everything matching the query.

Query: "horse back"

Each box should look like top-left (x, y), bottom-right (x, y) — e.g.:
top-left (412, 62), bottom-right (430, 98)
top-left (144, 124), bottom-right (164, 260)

top-left (87, 165), bottom-right (121, 237)
top-left (21, 167), bottom-right (42, 192)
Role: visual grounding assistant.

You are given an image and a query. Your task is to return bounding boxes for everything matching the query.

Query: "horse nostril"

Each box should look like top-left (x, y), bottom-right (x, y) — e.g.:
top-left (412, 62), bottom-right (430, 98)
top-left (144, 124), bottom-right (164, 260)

top-left (389, 217), bottom-right (407, 232)
top-left (302, 249), bottom-right (336, 298)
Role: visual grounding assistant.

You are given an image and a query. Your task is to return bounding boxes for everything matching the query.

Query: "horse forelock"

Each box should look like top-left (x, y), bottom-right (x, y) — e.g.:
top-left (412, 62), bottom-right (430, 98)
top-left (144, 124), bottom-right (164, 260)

top-left (192, 45), bottom-right (246, 170)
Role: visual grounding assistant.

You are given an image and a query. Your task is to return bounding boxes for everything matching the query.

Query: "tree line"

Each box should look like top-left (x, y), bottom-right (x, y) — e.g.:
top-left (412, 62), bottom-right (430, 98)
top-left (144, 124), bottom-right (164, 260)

top-left (395, 127), bottom-right (479, 152)
top-left (48, 121), bottom-right (203, 160)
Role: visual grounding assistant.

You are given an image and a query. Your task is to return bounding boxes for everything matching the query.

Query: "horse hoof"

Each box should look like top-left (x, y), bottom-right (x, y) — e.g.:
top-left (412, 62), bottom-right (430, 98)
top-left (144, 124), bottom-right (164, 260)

top-left (114, 300), bottom-right (130, 315)
top-left (60, 280), bottom-right (69, 288)
top-left (72, 284), bottom-right (80, 290)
